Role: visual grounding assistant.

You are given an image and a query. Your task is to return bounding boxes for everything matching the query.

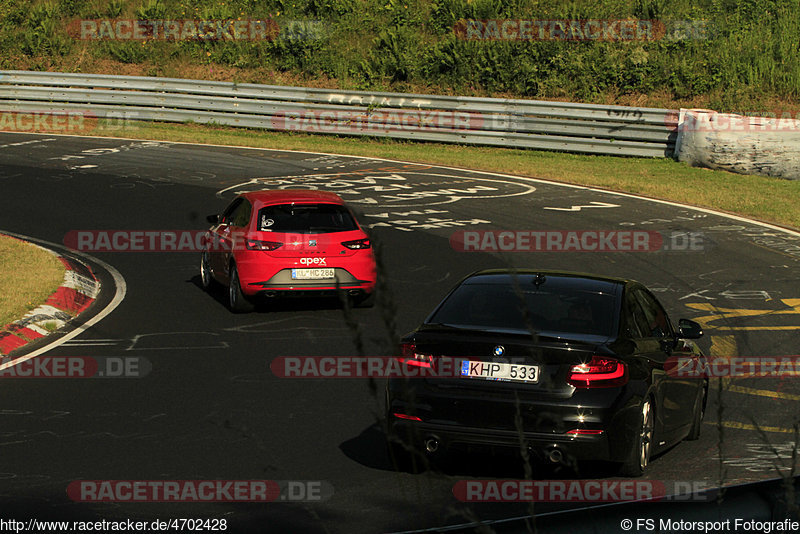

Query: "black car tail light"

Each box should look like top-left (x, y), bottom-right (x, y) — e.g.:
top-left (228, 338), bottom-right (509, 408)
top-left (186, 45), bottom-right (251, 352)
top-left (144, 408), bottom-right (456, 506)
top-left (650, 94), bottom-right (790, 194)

top-left (341, 238), bottom-right (371, 250)
top-left (567, 356), bottom-right (628, 388)
top-left (398, 342), bottom-right (434, 369)
top-left (392, 413), bottom-right (422, 422)
top-left (566, 429), bottom-right (605, 436)
top-left (245, 239), bottom-right (283, 251)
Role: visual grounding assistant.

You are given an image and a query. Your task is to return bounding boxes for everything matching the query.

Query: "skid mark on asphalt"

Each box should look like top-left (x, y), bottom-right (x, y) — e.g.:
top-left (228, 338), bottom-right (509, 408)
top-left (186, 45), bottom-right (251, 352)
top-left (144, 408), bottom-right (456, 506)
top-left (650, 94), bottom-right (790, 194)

top-left (221, 316), bottom-right (357, 340)
top-left (125, 332), bottom-right (228, 351)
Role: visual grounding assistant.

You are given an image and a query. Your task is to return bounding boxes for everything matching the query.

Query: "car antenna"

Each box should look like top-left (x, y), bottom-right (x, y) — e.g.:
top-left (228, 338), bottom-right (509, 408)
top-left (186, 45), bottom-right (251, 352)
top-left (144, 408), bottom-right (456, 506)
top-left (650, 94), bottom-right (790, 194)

top-left (533, 272), bottom-right (546, 288)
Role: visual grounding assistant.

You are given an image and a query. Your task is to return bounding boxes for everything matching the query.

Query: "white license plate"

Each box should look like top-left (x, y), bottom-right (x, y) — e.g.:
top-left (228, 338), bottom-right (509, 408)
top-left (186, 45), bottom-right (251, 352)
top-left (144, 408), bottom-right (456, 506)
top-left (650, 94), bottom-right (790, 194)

top-left (460, 360), bottom-right (539, 383)
top-left (291, 268), bottom-right (335, 280)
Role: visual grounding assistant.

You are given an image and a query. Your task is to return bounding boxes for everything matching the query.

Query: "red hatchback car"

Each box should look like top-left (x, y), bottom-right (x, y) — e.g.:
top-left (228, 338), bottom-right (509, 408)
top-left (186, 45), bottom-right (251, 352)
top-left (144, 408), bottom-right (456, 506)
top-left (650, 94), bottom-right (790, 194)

top-left (200, 189), bottom-right (377, 312)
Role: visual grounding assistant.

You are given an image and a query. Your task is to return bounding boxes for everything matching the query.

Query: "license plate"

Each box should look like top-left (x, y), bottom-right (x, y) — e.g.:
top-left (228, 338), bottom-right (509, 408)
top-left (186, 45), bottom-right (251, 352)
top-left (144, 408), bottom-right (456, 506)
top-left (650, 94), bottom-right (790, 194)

top-left (291, 268), bottom-right (335, 280)
top-left (460, 360), bottom-right (539, 383)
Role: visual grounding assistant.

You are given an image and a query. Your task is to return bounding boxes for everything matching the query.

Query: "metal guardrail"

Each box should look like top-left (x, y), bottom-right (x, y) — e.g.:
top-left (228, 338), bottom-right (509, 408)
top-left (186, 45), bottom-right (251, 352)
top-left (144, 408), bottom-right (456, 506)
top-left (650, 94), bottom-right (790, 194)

top-left (0, 70), bottom-right (677, 157)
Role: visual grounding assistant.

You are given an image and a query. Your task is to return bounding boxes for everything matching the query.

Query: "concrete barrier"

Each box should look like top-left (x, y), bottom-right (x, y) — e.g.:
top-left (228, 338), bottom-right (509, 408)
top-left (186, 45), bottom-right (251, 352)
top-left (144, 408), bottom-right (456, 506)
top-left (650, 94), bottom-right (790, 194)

top-left (675, 109), bottom-right (800, 180)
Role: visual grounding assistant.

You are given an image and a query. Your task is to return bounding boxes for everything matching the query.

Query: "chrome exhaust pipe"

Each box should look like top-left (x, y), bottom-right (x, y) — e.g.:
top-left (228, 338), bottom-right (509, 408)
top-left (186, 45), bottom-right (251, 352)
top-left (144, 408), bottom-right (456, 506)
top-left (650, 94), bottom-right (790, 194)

top-left (546, 447), bottom-right (563, 463)
top-left (424, 438), bottom-right (439, 454)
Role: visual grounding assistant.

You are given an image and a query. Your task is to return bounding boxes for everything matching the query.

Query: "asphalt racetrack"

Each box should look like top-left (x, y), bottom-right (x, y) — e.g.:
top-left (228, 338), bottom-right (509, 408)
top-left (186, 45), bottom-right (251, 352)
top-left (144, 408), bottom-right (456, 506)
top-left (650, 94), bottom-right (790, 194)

top-left (1, 132), bottom-right (799, 532)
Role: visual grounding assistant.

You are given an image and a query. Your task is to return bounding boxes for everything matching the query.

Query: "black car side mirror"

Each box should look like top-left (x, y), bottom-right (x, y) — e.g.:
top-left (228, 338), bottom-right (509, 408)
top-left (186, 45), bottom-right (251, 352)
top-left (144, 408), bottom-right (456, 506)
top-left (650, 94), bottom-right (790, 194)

top-left (677, 319), bottom-right (703, 339)
top-left (206, 214), bottom-right (220, 224)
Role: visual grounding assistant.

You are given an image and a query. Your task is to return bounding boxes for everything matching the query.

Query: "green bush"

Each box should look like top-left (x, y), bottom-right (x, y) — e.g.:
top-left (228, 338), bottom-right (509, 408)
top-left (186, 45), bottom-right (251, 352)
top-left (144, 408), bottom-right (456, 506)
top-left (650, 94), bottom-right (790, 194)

top-left (19, 1), bottom-right (72, 56)
top-left (100, 41), bottom-right (149, 63)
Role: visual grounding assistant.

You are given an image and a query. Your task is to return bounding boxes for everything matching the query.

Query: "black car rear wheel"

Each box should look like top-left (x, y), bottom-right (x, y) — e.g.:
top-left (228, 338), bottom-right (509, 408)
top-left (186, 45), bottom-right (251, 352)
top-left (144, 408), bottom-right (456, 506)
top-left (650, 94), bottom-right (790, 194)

top-left (686, 384), bottom-right (706, 441)
top-left (620, 398), bottom-right (653, 477)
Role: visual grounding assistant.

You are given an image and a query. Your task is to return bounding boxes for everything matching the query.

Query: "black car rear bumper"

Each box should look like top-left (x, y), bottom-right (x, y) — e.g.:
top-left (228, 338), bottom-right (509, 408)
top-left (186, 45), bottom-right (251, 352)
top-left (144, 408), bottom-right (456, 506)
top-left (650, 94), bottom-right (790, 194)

top-left (386, 380), bottom-right (643, 464)
top-left (388, 418), bottom-right (614, 462)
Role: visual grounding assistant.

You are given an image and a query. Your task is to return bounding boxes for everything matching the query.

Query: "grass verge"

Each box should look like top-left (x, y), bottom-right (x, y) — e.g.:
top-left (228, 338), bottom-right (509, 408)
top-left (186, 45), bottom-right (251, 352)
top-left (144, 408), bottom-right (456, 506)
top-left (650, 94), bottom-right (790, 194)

top-left (94, 119), bottom-right (800, 230)
top-left (0, 234), bottom-right (65, 326)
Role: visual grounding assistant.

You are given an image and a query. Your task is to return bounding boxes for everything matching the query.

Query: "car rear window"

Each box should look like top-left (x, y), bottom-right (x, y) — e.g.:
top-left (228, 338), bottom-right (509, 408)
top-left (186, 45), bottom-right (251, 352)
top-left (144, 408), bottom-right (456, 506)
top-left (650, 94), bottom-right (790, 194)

top-left (428, 282), bottom-right (617, 337)
top-left (257, 203), bottom-right (358, 234)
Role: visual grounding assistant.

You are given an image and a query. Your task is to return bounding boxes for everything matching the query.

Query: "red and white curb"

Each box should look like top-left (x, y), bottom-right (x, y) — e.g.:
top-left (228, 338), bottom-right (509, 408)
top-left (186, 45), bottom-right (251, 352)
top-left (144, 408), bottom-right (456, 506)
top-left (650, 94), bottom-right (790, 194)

top-left (0, 237), bottom-right (99, 356)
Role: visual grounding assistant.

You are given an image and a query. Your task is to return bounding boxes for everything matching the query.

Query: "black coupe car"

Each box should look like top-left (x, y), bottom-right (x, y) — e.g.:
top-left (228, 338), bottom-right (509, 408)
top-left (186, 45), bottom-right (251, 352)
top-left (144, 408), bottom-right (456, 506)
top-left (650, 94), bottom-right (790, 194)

top-left (385, 270), bottom-right (707, 476)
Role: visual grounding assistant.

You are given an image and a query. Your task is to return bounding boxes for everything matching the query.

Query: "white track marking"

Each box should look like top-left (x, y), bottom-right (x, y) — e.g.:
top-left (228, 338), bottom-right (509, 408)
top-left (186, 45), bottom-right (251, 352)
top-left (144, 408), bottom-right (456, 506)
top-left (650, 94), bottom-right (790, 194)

top-left (2, 130), bottom-right (796, 237)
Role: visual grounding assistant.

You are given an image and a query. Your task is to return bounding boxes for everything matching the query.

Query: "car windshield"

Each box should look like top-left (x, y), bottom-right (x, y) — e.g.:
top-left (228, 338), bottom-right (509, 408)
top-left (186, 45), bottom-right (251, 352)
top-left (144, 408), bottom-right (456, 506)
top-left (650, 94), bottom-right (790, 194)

top-left (428, 282), bottom-right (617, 337)
top-left (257, 203), bottom-right (357, 234)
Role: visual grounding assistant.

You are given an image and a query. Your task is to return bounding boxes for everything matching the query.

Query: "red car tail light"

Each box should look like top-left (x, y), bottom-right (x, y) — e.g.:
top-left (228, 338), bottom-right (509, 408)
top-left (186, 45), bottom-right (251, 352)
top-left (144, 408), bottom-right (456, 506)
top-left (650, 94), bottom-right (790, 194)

top-left (245, 239), bottom-right (283, 251)
top-left (341, 238), bottom-right (371, 250)
top-left (398, 342), bottom-right (434, 368)
top-left (567, 356), bottom-right (628, 388)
